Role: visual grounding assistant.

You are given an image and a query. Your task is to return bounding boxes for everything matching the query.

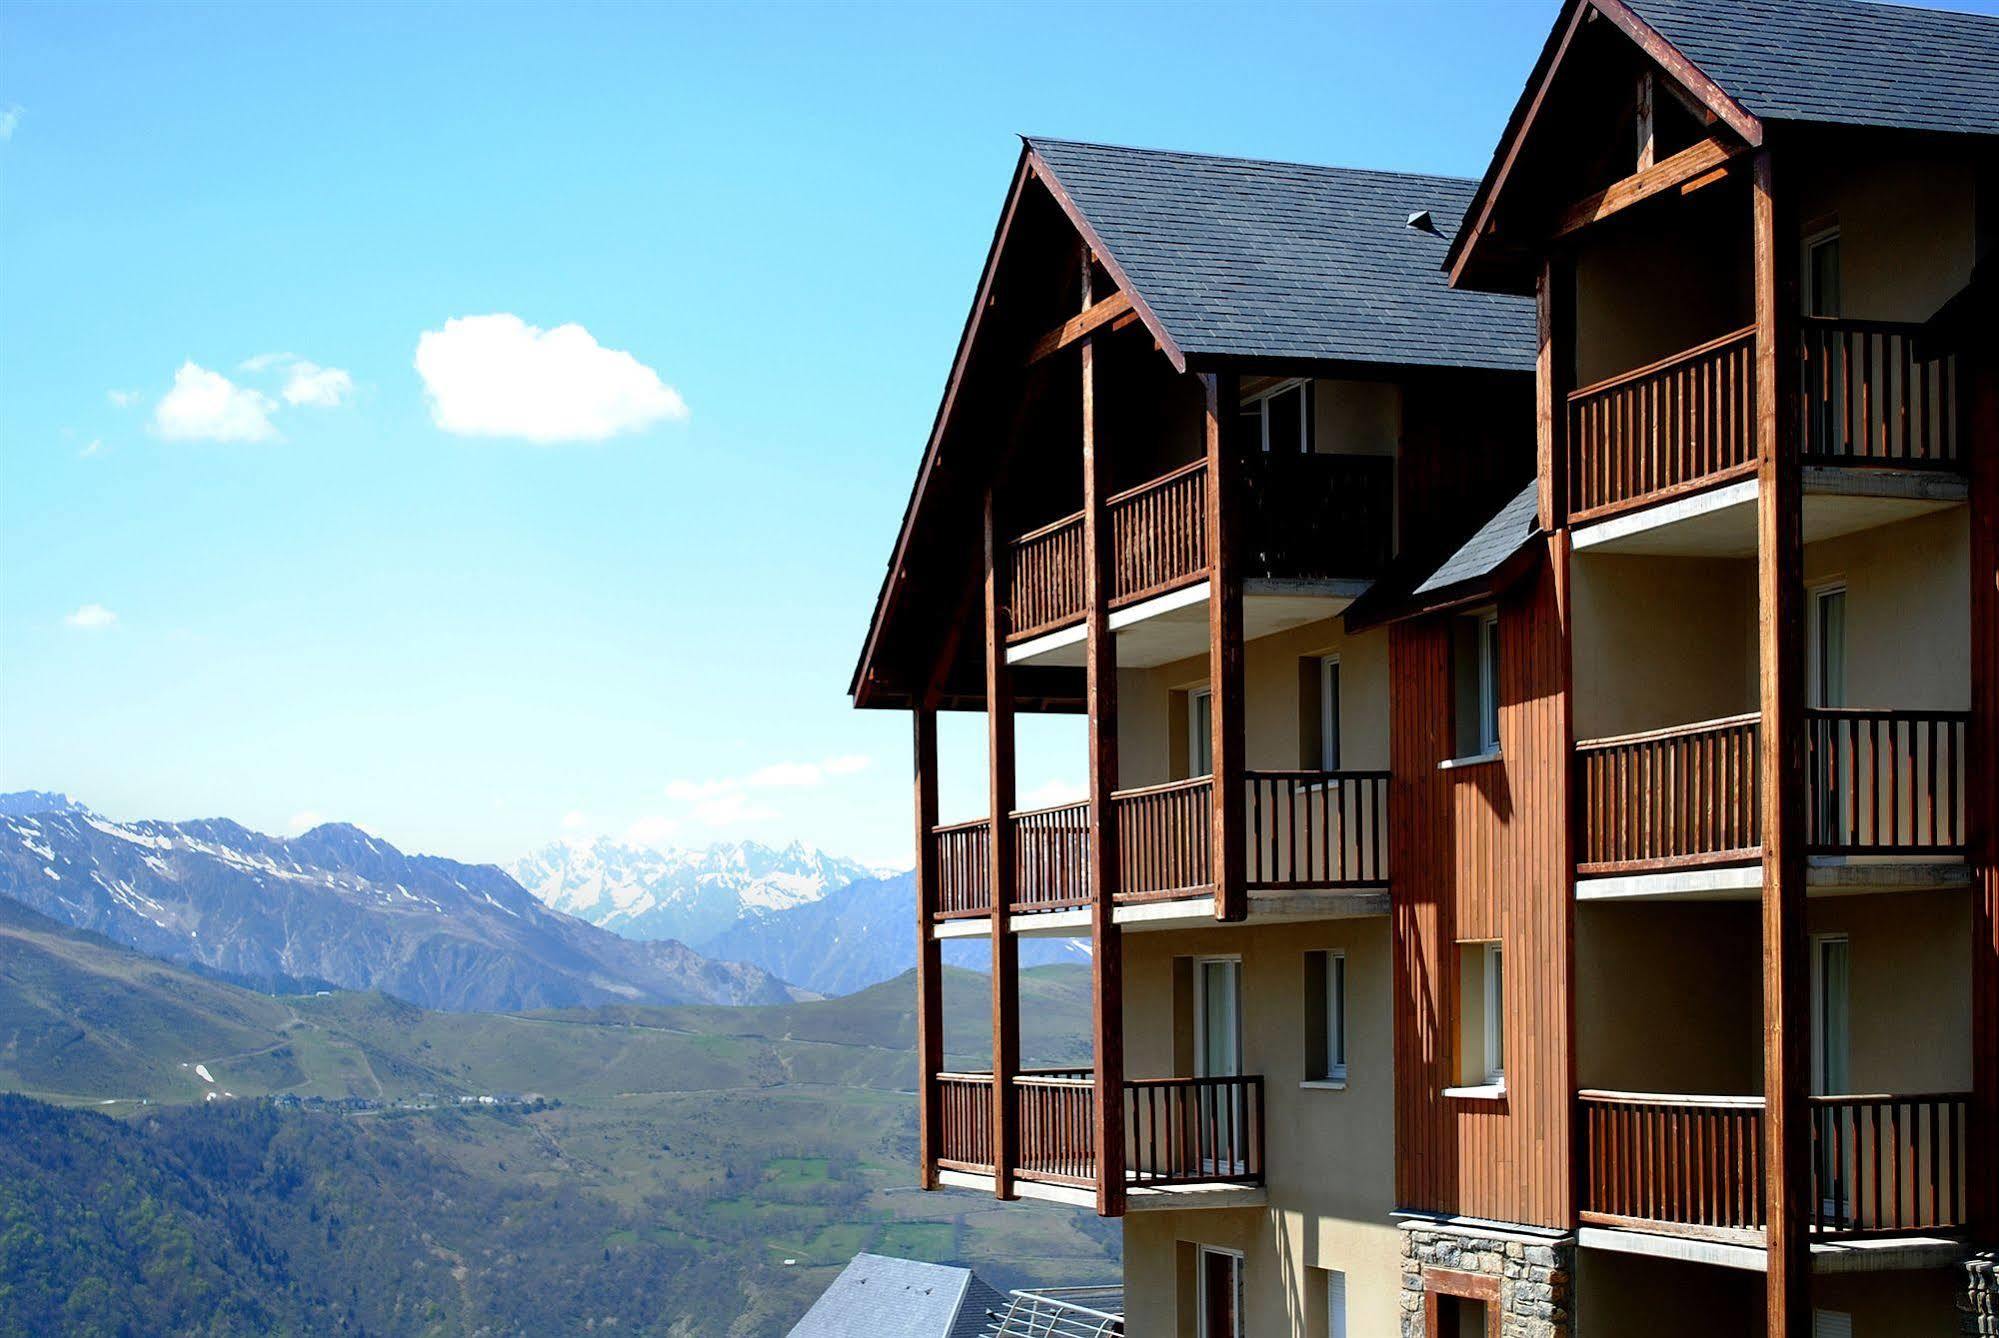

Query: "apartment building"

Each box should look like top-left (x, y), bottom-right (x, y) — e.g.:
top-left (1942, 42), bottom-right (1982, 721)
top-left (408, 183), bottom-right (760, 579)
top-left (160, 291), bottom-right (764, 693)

top-left (850, 2), bottom-right (1998, 1334)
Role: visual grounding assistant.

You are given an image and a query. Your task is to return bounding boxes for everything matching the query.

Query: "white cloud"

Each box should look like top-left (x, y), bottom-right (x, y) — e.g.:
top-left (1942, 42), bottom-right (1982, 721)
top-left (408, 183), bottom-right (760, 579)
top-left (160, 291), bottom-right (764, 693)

top-left (280, 360), bottom-right (354, 408)
top-left (63, 603), bottom-right (117, 630)
top-left (107, 389), bottom-right (141, 408)
top-left (78, 439), bottom-right (103, 459)
top-left (153, 362), bottom-right (278, 442)
top-left (659, 754), bottom-right (871, 830)
top-left (1020, 778), bottom-right (1088, 809)
top-left (689, 792), bottom-right (777, 828)
top-left (561, 809), bottom-right (595, 831)
top-left (288, 811), bottom-right (324, 833)
top-left (0, 106), bottom-right (20, 141)
top-left (624, 814), bottom-right (682, 848)
top-left (414, 313), bottom-right (687, 442)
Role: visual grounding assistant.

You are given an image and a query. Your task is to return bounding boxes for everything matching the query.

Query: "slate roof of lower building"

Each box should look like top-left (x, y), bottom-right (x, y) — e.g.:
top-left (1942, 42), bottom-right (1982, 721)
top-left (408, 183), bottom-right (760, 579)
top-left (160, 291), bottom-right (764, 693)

top-left (788, 1253), bottom-right (1009, 1338)
top-left (1344, 480), bottom-right (1543, 631)
top-left (1414, 481), bottom-right (1543, 597)
top-left (1626, 0), bottom-right (1999, 138)
top-left (1026, 137), bottom-right (1535, 373)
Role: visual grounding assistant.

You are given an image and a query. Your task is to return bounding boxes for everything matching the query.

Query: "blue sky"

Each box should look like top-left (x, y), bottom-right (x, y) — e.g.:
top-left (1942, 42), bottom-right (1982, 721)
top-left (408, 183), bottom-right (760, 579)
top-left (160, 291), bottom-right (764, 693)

top-left (8, 1), bottom-right (1983, 868)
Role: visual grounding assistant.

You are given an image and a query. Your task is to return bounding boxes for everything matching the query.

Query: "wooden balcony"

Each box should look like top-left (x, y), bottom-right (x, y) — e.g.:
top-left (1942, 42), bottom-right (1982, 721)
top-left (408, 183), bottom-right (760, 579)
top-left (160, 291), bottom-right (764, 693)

top-left (925, 770), bottom-right (1389, 922)
top-left (1575, 708), bottom-right (1968, 876)
top-left (934, 1070), bottom-right (1265, 1193)
top-left (1579, 1089), bottom-right (1972, 1244)
top-left (1566, 320), bottom-right (1962, 525)
top-left (1007, 455), bottom-right (1393, 641)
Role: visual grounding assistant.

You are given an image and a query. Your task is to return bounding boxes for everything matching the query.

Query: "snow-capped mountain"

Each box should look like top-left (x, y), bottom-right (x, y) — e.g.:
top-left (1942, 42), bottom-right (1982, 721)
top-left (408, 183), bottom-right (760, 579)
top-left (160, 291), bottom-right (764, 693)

top-left (511, 838), bottom-right (880, 947)
top-left (0, 793), bottom-right (799, 1013)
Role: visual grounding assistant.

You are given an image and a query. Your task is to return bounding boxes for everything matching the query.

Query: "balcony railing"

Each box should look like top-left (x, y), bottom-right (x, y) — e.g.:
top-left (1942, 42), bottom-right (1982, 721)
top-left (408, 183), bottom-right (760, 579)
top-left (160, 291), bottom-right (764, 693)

top-left (1567, 320), bottom-right (1962, 523)
top-left (934, 1071), bottom-right (1265, 1193)
top-left (1576, 708), bottom-right (1968, 875)
top-left (1113, 777), bottom-right (1214, 902)
top-left (1244, 770), bottom-right (1390, 889)
top-left (1006, 454), bottom-right (1393, 642)
top-left (1013, 800), bottom-right (1092, 912)
top-left (930, 818), bottom-right (993, 916)
top-left (1579, 1089), bottom-right (1971, 1243)
top-left (1801, 318), bottom-right (1961, 468)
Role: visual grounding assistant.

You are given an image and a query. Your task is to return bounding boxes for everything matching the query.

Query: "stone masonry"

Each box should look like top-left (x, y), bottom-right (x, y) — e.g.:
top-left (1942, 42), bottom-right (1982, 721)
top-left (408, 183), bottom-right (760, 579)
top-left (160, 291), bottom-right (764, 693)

top-left (1965, 1253), bottom-right (1999, 1337)
top-left (1400, 1220), bottom-right (1574, 1338)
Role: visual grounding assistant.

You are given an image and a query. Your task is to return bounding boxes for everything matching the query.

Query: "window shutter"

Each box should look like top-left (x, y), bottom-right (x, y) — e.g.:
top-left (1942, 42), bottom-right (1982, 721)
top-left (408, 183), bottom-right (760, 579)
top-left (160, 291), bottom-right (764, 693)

top-left (1812, 1311), bottom-right (1852, 1338)
top-left (1326, 1269), bottom-right (1347, 1338)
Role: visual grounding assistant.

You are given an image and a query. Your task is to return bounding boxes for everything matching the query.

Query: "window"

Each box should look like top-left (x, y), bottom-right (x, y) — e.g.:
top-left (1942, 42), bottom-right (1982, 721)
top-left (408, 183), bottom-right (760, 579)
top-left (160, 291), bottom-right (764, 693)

top-left (1812, 1310), bottom-right (1852, 1338)
top-left (1455, 941), bottom-right (1504, 1091)
top-left (1195, 957), bottom-right (1241, 1078)
top-left (1188, 687), bottom-right (1214, 778)
top-left (1240, 379), bottom-right (1314, 453)
top-left (1450, 610), bottom-right (1501, 761)
top-left (1319, 656), bottom-right (1342, 770)
top-left (1811, 934), bottom-right (1850, 1096)
top-left (1811, 585), bottom-right (1847, 708)
top-left (1805, 229), bottom-right (1842, 319)
top-left (1322, 1267), bottom-right (1347, 1338)
top-left (1304, 950), bottom-right (1348, 1084)
top-left (1198, 1247), bottom-right (1244, 1338)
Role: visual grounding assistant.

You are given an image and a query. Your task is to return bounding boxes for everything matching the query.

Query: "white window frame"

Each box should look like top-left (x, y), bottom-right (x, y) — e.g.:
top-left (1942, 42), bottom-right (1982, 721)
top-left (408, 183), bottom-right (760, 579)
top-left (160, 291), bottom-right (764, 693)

top-left (1324, 1267), bottom-right (1348, 1338)
top-left (1477, 612), bottom-right (1501, 757)
top-left (1319, 655), bottom-right (1342, 771)
top-left (1197, 1245), bottom-right (1246, 1338)
top-left (1803, 226), bottom-right (1841, 319)
top-left (1193, 955), bottom-right (1242, 1079)
top-left (1188, 686), bottom-right (1214, 779)
top-left (1241, 377), bottom-right (1312, 454)
top-left (1481, 941), bottom-right (1505, 1087)
top-left (1808, 582), bottom-right (1847, 709)
top-left (1326, 950), bottom-right (1348, 1082)
top-left (1810, 933), bottom-right (1850, 1096)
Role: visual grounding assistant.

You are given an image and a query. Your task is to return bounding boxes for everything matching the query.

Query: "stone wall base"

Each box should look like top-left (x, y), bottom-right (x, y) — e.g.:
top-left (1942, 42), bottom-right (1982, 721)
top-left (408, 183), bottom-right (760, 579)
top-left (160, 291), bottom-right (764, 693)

top-left (1399, 1220), bottom-right (1574, 1338)
top-left (1965, 1253), bottom-right (1999, 1337)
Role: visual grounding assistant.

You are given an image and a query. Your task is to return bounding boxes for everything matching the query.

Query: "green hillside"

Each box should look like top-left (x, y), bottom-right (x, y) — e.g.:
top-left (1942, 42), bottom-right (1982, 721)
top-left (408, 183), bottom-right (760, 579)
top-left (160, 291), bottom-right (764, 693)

top-left (0, 898), bottom-right (1115, 1334)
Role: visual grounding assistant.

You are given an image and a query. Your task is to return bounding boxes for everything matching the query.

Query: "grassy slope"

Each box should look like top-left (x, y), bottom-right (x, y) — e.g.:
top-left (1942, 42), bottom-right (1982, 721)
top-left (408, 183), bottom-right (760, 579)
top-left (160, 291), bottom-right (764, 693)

top-left (0, 899), bottom-right (1114, 1333)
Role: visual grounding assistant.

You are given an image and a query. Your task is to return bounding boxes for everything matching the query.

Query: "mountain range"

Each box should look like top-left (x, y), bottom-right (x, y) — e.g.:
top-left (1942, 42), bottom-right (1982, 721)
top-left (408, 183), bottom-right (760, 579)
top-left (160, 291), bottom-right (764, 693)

top-left (0, 793), bottom-right (797, 1013)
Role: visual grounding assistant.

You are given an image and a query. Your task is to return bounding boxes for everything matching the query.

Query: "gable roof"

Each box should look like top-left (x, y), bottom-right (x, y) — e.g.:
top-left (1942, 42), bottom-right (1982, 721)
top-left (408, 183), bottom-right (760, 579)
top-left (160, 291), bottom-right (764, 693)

top-left (1625, 0), bottom-right (1999, 138)
top-left (788, 1254), bottom-right (1008, 1338)
top-left (1027, 137), bottom-right (1535, 374)
top-left (1345, 481), bottom-right (1543, 631)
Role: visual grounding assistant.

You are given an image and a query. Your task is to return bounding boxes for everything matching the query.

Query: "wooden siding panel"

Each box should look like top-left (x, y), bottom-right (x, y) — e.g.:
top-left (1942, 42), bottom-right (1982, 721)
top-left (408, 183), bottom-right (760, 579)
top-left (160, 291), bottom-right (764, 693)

top-left (1392, 543), bottom-right (1575, 1228)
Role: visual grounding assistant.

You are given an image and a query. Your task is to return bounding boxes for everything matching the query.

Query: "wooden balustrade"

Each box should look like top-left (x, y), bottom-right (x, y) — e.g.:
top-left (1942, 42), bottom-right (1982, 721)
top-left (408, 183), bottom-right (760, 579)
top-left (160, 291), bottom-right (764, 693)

top-left (1110, 461), bottom-right (1209, 606)
top-left (1810, 1093), bottom-right (1969, 1240)
top-left (1805, 708), bottom-right (1970, 855)
top-left (1126, 1076), bottom-right (1264, 1186)
top-left (1578, 1090), bottom-right (1971, 1243)
top-left (1113, 778), bottom-right (1214, 903)
top-left (1567, 326), bottom-right (1758, 522)
top-left (1012, 800), bottom-right (1092, 912)
top-left (1800, 318), bottom-right (1960, 468)
top-left (1010, 513), bottom-right (1087, 641)
top-left (1240, 452), bottom-right (1394, 581)
top-left (1244, 770), bottom-right (1389, 889)
top-left (930, 819), bottom-right (993, 917)
top-left (1579, 1091), bottom-right (1767, 1237)
top-left (1014, 1075), bottom-right (1097, 1186)
top-left (1577, 714), bottom-right (1761, 874)
top-left (936, 1072), bottom-right (995, 1171)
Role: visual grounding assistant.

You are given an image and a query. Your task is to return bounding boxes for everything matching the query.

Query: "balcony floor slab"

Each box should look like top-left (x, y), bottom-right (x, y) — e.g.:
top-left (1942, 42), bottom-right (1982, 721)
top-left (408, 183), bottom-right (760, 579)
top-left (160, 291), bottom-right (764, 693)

top-left (933, 1168), bottom-right (1266, 1212)
top-left (1572, 469), bottom-right (1964, 559)
top-left (1577, 1225), bottom-right (1965, 1275)
top-left (934, 890), bottom-right (1390, 939)
top-left (1575, 858), bottom-right (1970, 903)
top-left (1006, 578), bottom-right (1367, 670)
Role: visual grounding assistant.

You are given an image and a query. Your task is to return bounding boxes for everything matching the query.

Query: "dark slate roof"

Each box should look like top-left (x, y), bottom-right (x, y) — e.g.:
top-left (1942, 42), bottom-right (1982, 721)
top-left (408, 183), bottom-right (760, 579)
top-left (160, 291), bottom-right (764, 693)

top-left (1626, 0), bottom-right (1999, 137)
top-left (1026, 137), bottom-right (1536, 373)
top-left (1414, 481), bottom-right (1542, 597)
top-left (788, 1254), bottom-right (1008, 1338)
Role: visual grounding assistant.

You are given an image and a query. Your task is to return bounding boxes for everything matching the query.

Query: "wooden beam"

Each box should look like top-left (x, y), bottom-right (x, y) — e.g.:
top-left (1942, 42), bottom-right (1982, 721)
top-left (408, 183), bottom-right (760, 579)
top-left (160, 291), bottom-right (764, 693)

top-left (1635, 71), bottom-right (1656, 172)
top-left (1205, 372), bottom-right (1247, 922)
top-left (1592, 0), bottom-right (1764, 148)
top-left (1968, 315), bottom-right (1999, 1243)
top-left (1081, 314), bottom-right (1126, 1218)
top-left (1752, 147), bottom-right (1810, 1338)
top-left (984, 490), bottom-right (1019, 1201)
top-left (1554, 137), bottom-right (1745, 239)
top-left (1027, 290), bottom-right (1133, 364)
top-left (1535, 256), bottom-right (1573, 531)
top-left (912, 707), bottom-right (943, 1192)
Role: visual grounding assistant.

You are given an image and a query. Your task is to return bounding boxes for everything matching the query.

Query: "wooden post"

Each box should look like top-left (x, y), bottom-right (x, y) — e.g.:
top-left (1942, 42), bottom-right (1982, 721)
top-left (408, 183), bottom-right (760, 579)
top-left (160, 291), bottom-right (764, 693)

top-left (1969, 334), bottom-right (1999, 1245)
top-left (912, 706), bottom-right (943, 1191)
top-left (1205, 371), bottom-right (1248, 922)
top-left (1082, 314), bottom-right (1127, 1217)
top-left (1752, 147), bottom-right (1810, 1338)
top-left (984, 490), bottom-right (1020, 1201)
top-left (1635, 71), bottom-right (1657, 172)
top-left (1536, 256), bottom-right (1573, 533)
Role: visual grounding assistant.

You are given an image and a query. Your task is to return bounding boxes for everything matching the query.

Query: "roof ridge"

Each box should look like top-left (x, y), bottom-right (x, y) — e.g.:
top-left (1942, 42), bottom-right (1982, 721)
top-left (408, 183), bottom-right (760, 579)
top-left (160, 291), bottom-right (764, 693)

top-left (1022, 134), bottom-right (1481, 189)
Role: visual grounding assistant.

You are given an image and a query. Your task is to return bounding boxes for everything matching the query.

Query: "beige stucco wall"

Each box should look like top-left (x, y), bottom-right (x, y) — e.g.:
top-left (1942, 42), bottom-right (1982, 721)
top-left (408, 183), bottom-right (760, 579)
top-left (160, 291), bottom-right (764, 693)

top-left (1571, 553), bottom-right (1757, 739)
top-left (1804, 889), bottom-right (1972, 1093)
top-left (1576, 902), bottom-right (1763, 1095)
top-left (1117, 616), bottom-right (1391, 790)
top-left (1119, 917), bottom-right (1402, 1336)
top-left (1794, 151), bottom-right (1978, 323)
top-left (1802, 507), bottom-right (1971, 711)
top-left (1575, 1248), bottom-right (1962, 1336)
top-left (1573, 186), bottom-right (1751, 388)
